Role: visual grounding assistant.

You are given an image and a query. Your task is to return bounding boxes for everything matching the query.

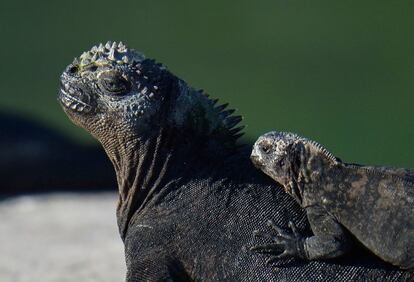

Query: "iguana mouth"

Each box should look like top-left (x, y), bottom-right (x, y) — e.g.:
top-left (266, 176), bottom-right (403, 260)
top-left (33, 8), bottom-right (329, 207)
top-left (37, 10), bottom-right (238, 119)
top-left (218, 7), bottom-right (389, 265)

top-left (59, 87), bottom-right (92, 113)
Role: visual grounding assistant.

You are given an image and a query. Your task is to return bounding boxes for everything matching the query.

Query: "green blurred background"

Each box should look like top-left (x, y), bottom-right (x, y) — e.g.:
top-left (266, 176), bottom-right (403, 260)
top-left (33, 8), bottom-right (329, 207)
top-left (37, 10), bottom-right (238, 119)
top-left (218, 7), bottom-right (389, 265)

top-left (1, 1), bottom-right (414, 167)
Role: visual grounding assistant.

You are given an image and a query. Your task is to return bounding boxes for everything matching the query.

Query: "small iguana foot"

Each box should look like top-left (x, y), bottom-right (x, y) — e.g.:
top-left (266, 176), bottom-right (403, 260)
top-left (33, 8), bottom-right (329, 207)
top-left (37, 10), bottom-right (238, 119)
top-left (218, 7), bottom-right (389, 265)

top-left (251, 220), bottom-right (306, 263)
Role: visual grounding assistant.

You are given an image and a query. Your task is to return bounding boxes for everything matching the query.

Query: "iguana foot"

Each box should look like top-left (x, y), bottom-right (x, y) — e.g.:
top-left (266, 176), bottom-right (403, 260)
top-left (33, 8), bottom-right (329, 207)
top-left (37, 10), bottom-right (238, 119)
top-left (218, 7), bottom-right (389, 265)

top-left (251, 220), bottom-right (306, 264)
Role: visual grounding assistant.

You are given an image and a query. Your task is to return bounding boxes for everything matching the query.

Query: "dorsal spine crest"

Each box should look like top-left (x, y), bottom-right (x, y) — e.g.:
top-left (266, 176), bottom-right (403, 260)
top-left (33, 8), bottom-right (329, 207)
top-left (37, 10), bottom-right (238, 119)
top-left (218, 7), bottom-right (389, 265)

top-left (173, 83), bottom-right (244, 143)
top-left (304, 139), bottom-right (339, 164)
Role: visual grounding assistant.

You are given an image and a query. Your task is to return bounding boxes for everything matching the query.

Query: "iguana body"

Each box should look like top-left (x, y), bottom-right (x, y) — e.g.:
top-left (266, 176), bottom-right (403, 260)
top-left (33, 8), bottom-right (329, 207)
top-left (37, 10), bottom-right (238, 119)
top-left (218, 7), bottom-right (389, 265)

top-left (251, 131), bottom-right (414, 269)
top-left (58, 42), bottom-right (413, 281)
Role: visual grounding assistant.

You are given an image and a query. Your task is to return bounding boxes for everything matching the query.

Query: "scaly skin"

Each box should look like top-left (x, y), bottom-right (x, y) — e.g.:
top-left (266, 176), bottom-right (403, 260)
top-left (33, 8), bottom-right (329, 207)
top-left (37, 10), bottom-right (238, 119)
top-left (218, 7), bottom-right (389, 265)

top-left (251, 131), bottom-right (414, 270)
top-left (58, 42), bottom-right (413, 281)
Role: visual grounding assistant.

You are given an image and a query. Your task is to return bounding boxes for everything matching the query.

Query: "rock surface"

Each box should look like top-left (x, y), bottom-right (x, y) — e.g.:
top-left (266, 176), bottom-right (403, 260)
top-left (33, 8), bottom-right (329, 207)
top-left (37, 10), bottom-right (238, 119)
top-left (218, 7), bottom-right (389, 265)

top-left (0, 192), bottom-right (125, 282)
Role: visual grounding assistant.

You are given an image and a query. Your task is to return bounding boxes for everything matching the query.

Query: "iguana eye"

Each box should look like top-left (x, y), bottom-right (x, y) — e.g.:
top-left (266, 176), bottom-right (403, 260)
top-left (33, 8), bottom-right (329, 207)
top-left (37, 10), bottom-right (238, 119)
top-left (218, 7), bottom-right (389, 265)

top-left (260, 142), bottom-right (272, 154)
top-left (99, 71), bottom-right (131, 95)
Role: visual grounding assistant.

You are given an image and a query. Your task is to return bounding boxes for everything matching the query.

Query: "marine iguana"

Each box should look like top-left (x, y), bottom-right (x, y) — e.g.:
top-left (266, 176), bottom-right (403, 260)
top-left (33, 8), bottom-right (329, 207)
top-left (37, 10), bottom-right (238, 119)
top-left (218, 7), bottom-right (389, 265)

top-left (250, 131), bottom-right (414, 269)
top-left (58, 41), bottom-right (413, 281)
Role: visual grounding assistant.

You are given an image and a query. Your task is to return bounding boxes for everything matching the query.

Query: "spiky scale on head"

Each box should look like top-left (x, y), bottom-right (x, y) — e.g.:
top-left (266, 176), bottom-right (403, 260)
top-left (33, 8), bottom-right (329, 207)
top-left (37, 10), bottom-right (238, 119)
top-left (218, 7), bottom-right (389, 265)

top-left (77, 41), bottom-right (145, 69)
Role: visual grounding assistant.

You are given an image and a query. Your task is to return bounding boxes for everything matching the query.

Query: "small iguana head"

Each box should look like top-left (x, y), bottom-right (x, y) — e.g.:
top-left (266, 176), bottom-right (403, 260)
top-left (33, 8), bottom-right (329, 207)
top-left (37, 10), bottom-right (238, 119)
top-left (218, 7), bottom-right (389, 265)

top-left (251, 131), bottom-right (306, 190)
top-left (58, 42), bottom-right (243, 151)
top-left (251, 131), bottom-right (339, 203)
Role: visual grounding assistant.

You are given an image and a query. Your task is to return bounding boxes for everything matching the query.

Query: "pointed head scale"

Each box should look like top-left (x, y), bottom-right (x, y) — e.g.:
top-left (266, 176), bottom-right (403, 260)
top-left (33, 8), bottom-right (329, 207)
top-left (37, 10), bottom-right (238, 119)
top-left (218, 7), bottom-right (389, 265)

top-left (77, 41), bottom-right (145, 68)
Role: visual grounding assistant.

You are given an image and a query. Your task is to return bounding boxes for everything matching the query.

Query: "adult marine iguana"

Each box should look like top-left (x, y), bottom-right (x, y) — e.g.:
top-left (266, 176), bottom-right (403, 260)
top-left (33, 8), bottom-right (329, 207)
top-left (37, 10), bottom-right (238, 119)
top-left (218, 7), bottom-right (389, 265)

top-left (250, 131), bottom-right (414, 269)
top-left (58, 41), bottom-right (413, 281)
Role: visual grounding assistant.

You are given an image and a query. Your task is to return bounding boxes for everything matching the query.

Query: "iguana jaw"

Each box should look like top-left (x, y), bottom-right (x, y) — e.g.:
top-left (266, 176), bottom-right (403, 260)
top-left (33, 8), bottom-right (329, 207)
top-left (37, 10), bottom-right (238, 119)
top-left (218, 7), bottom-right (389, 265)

top-left (59, 84), bottom-right (92, 113)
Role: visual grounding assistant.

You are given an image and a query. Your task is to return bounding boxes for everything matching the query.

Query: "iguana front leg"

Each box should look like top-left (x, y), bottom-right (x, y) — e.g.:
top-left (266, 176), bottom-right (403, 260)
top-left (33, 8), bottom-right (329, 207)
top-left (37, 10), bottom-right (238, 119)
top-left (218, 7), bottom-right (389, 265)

top-left (251, 220), bottom-right (307, 264)
top-left (251, 206), bottom-right (351, 264)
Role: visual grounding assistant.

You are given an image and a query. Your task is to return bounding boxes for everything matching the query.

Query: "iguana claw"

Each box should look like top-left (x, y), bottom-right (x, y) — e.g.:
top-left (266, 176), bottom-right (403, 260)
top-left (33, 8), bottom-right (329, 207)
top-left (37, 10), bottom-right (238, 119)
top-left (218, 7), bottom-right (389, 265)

top-left (251, 220), bottom-right (306, 263)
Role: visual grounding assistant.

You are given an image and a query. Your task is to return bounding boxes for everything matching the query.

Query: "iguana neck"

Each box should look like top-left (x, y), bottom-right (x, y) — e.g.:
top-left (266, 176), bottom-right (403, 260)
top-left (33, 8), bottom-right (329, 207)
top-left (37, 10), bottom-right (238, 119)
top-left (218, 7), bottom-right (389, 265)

top-left (117, 132), bottom-right (237, 240)
top-left (289, 147), bottom-right (340, 208)
top-left (102, 126), bottom-right (168, 239)
top-left (97, 78), bottom-right (243, 239)
top-left (103, 119), bottom-right (240, 240)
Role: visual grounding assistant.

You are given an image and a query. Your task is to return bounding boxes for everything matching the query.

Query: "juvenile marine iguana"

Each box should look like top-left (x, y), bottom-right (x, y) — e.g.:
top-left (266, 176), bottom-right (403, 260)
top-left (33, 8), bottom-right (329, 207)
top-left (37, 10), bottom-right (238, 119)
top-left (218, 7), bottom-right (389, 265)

top-left (58, 41), bottom-right (413, 281)
top-left (250, 131), bottom-right (414, 269)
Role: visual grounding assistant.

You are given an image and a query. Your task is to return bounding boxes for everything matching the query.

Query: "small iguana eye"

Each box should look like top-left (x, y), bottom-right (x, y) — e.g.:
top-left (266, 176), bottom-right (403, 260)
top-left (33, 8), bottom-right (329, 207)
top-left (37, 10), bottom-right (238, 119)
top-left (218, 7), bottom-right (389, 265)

top-left (99, 71), bottom-right (131, 95)
top-left (278, 159), bottom-right (285, 167)
top-left (260, 142), bottom-right (272, 154)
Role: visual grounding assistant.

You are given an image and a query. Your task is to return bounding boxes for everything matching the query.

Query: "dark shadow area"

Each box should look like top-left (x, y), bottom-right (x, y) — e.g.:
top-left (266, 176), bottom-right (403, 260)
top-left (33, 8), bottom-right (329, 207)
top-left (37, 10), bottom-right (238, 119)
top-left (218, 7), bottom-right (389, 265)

top-left (0, 112), bottom-right (116, 197)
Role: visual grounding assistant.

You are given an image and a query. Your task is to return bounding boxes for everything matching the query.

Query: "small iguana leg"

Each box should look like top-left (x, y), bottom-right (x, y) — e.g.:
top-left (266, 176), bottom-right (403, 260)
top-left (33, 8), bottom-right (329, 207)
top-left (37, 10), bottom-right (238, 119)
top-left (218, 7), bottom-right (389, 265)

top-left (251, 206), bottom-right (351, 263)
top-left (251, 220), bottom-right (307, 260)
top-left (303, 205), bottom-right (351, 260)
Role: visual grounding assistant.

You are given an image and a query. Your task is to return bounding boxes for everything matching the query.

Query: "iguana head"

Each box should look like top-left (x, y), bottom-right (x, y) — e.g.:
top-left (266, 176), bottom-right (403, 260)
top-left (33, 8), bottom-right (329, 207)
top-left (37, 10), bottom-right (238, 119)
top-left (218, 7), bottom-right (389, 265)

top-left (251, 132), bottom-right (304, 190)
top-left (251, 131), bottom-right (339, 204)
top-left (58, 41), bottom-right (242, 151)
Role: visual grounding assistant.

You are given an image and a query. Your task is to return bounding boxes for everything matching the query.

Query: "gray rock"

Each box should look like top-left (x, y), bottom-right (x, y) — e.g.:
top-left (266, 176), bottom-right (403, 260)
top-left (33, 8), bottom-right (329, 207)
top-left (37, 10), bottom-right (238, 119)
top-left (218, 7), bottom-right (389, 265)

top-left (0, 193), bottom-right (125, 282)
